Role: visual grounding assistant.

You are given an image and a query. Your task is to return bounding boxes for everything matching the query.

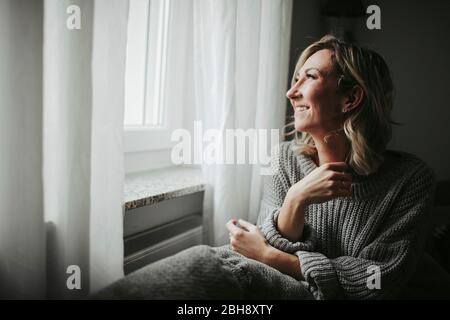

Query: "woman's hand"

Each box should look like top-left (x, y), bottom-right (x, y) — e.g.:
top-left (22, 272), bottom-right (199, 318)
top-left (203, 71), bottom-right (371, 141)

top-left (288, 162), bottom-right (353, 207)
top-left (225, 219), bottom-right (271, 264)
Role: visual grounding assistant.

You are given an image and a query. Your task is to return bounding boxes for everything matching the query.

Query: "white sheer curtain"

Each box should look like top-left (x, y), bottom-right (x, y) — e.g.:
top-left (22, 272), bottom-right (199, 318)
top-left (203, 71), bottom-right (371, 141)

top-left (193, 0), bottom-right (293, 246)
top-left (0, 0), bottom-right (128, 298)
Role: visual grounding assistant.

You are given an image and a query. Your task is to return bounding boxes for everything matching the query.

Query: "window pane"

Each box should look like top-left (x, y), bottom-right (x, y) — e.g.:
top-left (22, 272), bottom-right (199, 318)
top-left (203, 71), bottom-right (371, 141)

top-left (124, 0), bottom-right (171, 128)
top-left (144, 0), bottom-right (170, 127)
top-left (124, 0), bottom-right (149, 126)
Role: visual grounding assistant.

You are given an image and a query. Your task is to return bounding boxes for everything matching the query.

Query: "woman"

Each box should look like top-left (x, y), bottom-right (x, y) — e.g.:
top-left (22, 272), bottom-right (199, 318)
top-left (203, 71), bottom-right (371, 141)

top-left (95, 35), bottom-right (436, 300)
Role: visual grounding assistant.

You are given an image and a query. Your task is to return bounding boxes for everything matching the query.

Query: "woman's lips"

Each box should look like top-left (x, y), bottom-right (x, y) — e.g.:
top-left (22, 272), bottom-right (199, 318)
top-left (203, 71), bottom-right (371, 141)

top-left (294, 105), bottom-right (310, 115)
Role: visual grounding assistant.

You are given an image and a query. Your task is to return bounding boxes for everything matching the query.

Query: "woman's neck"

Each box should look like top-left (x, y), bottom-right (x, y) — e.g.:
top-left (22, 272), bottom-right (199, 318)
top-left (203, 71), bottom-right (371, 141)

top-left (310, 130), bottom-right (349, 167)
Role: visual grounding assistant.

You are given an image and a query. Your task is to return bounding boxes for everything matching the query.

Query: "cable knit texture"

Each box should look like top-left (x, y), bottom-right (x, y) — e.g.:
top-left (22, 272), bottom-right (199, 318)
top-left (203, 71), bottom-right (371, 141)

top-left (258, 140), bottom-right (436, 300)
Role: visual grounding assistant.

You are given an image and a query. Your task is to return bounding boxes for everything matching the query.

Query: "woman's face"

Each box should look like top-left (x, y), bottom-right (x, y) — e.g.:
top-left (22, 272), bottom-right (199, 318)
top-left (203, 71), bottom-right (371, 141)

top-left (287, 49), bottom-right (345, 136)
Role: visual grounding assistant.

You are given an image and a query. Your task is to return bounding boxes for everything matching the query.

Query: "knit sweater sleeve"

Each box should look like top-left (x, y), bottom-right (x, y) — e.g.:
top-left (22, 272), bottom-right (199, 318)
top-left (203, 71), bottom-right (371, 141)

top-left (257, 142), bottom-right (316, 253)
top-left (296, 162), bottom-right (436, 300)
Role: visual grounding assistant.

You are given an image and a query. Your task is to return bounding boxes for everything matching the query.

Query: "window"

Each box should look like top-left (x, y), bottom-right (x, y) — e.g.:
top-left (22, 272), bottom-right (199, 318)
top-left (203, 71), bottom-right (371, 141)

top-left (124, 0), bottom-right (170, 127)
top-left (124, 0), bottom-right (186, 159)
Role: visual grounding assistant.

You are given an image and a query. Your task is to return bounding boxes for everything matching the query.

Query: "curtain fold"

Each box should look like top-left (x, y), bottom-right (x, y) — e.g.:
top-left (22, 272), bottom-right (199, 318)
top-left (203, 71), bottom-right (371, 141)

top-left (89, 0), bottom-right (129, 296)
top-left (0, 0), bottom-right (128, 298)
top-left (43, 0), bottom-right (94, 299)
top-left (43, 0), bottom-right (128, 298)
top-left (193, 0), bottom-right (293, 246)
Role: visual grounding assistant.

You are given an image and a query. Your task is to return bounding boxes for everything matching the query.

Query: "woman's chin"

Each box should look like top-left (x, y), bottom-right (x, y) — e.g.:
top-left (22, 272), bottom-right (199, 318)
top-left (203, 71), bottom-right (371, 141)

top-left (294, 122), bottom-right (310, 133)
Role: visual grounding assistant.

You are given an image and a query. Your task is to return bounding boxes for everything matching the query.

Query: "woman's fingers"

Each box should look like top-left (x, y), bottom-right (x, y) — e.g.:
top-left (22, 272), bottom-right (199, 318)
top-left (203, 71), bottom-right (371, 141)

top-left (330, 171), bottom-right (353, 181)
top-left (322, 162), bottom-right (348, 171)
top-left (237, 219), bottom-right (255, 231)
top-left (226, 219), bottom-right (251, 238)
top-left (293, 161), bottom-right (354, 206)
top-left (226, 219), bottom-right (241, 235)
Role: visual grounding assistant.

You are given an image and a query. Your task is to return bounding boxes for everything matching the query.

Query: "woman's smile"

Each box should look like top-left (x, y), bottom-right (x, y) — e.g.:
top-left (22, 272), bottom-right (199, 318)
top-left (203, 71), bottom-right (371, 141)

top-left (294, 105), bottom-right (310, 115)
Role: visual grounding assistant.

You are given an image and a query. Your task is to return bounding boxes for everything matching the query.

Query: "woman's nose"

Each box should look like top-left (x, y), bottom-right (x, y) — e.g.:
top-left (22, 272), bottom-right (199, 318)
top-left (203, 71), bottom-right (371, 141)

top-left (286, 82), bottom-right (301, 99)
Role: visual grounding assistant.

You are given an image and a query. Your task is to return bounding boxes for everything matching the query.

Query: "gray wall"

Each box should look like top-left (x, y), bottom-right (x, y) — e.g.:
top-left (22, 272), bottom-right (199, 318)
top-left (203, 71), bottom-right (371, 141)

top-left (288, 0), bottom-right (450, 179)
top-left (0, 0), bottom-right (45, 298)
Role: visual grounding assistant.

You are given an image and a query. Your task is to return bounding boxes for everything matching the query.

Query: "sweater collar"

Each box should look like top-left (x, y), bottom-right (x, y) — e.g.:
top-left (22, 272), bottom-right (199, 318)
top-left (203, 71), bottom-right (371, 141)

top-left (295, 151), bottom-right (404, 200)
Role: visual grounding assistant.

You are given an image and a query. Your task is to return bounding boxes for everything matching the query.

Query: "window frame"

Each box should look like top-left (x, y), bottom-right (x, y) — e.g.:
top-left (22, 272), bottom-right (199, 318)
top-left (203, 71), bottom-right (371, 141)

top-left (124, 0), bottom-right (182, 154)
top-left (124, 0), bottom-right (192, 172)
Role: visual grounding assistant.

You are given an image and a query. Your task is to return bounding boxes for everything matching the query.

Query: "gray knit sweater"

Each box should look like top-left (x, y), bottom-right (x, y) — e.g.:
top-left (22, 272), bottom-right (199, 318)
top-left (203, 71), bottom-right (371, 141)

top-left (257, 140), bottom-right (436, 300)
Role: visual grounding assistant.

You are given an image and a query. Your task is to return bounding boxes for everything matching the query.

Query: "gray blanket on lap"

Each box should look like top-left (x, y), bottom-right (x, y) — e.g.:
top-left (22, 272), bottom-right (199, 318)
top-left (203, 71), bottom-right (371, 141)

top-left (93, 245), bottom-right (315, 300)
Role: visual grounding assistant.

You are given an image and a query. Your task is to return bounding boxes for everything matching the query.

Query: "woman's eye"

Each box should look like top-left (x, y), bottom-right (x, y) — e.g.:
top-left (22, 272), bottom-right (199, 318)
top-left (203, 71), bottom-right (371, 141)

top-left (294, 74), bottom-right (315, 82)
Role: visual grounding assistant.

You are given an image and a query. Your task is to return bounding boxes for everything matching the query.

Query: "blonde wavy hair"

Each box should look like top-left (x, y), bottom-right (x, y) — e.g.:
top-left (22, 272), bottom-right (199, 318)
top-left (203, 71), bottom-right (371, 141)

top-left (285, 34), bottom-right (396, 176)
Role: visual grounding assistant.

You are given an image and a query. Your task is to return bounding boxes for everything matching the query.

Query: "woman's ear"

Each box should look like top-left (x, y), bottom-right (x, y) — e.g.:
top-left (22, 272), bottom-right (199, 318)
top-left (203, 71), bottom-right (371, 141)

top-left (342, 85), bottom-right (364, 113)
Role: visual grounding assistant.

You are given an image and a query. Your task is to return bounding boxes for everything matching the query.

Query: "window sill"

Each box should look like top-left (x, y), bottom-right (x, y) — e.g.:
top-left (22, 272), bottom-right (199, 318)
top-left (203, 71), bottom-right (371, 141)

top-left (124, 165), bottom-right (204, 211)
